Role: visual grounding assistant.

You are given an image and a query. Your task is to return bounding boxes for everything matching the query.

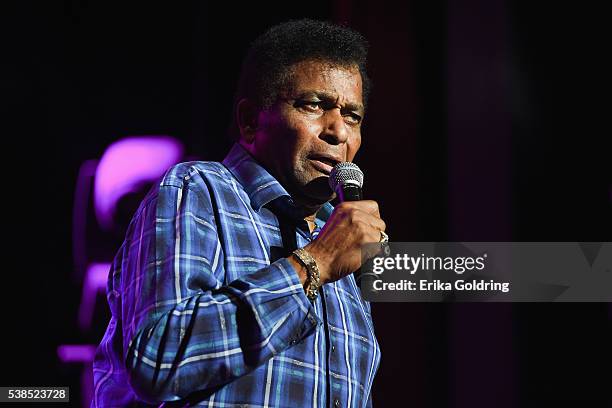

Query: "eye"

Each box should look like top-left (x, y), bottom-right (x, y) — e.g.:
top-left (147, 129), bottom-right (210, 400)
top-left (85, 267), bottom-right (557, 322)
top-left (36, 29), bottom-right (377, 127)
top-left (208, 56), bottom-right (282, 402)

top-left (296, 100), bottom-right (323, 112)
top-left (343, 112), bottom-right (362, 126)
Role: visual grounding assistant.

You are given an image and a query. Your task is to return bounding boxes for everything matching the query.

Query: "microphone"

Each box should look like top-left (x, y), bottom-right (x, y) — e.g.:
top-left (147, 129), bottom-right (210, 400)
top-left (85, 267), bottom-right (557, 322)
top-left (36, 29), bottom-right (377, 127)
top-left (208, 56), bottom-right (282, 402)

top-left (329, 162), bottom-right (390, 265)
top-left (329, 162), bottom-right (364, 202)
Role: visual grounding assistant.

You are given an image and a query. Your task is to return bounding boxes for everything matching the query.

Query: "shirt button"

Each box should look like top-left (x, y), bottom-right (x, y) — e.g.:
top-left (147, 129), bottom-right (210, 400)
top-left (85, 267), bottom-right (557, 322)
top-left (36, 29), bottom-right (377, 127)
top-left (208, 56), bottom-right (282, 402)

top-left (334, 398), bottom-right (341, 407)
top-left (331, 344), bottom-right (336, 352)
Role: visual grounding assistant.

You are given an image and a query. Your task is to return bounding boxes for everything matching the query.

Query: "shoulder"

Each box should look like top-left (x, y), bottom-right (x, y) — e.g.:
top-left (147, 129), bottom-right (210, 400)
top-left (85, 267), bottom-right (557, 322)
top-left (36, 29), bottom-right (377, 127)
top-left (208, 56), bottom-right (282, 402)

top-left (159, 161), bottom-right (233, 189)
top-left (151, 161), bottom-right (245, 215)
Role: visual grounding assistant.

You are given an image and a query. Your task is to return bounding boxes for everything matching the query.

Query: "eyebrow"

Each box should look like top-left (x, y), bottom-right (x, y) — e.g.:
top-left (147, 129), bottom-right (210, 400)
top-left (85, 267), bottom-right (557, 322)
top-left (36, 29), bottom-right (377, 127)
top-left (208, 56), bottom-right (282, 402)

top-left (298, 90), bottom-right (365, 115)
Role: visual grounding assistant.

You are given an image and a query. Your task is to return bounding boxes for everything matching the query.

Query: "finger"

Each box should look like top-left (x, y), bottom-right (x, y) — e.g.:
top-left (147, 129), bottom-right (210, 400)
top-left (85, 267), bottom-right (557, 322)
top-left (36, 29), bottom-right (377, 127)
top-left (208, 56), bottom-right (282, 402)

top-left (367, 216), bottom-right (386, 232)
top-left (356, 200), bottom-right (380, 217)
top-left (364, 227), bottom-right (385, 244)
top-left (355, 211), bottom-right (385, 232)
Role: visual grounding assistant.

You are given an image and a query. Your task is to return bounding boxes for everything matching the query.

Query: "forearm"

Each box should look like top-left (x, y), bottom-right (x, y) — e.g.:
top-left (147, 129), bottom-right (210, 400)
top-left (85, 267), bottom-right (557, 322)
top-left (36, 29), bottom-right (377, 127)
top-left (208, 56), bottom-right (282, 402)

top-left (125, 257), bottom-right (320, 403)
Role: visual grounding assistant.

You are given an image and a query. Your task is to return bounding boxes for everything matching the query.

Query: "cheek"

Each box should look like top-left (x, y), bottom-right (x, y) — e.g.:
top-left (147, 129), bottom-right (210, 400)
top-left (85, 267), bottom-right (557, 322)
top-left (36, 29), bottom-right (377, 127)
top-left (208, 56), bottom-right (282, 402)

top-left (347, 134), bottom-right (362, 161)
top-left (262, 116), bottom-right (298, 151)
top-left (287, 119), bottom-right (322, 154)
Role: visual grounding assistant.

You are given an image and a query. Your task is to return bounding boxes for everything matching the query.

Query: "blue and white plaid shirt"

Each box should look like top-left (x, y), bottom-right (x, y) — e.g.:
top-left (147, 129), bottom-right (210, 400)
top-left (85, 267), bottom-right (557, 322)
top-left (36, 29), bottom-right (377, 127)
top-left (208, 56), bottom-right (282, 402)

top-left (92, 143), bottom-right (380, 407)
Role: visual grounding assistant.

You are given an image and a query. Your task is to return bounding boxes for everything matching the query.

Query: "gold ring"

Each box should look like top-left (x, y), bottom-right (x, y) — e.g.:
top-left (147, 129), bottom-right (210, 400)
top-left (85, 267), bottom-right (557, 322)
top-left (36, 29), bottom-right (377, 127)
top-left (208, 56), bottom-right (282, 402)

top-left (379, 231), bottom-right (389, 243)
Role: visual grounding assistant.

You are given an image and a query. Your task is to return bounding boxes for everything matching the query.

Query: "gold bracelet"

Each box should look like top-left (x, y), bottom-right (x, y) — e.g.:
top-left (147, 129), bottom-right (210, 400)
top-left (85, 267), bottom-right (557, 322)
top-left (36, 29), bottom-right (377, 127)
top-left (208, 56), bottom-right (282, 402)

top-left (292, 248), bottom-right (321, 301)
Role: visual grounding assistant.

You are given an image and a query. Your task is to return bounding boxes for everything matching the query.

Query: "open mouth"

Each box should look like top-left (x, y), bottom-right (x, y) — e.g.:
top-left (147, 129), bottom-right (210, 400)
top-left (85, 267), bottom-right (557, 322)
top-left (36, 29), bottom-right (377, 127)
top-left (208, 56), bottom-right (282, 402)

top-left (308, 155), bottom-right (341, 175)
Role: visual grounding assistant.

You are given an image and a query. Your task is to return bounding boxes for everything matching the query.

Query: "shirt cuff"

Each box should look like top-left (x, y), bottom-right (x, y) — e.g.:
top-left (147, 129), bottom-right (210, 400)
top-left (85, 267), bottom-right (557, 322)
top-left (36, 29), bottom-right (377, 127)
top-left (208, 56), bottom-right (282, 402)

top-left (268, 257), bottom-right (322, 346)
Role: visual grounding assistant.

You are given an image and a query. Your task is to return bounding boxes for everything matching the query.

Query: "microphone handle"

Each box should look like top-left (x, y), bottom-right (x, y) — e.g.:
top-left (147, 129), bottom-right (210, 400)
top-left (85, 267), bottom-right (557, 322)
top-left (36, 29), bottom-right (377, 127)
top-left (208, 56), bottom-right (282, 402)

top-left (336, 183), bottom-right (364, 285)
top-left (337, 184), bottom-right (362, 202)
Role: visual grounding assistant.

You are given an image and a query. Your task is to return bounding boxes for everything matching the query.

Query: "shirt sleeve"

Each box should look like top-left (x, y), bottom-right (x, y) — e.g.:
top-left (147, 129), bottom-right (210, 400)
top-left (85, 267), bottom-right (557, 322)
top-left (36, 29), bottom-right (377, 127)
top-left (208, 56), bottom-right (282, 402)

top-left (118, 179), bottom-right (321, 403)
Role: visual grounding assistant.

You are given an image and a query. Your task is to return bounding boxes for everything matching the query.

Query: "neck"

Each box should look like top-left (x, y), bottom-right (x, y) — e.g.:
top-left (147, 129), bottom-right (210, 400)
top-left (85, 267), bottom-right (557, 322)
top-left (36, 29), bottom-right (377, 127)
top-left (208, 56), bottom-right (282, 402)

top-left (291, 193), bottom-right (325, 219)
top-left (289, 194), bottom-right (323, 234)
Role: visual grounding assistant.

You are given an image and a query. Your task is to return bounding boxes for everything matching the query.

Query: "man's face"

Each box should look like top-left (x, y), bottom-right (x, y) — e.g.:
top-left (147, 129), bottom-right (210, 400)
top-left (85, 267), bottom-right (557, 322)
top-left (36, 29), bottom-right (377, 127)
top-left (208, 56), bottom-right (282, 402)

top-left (245, 59), bottom-right (364, 207)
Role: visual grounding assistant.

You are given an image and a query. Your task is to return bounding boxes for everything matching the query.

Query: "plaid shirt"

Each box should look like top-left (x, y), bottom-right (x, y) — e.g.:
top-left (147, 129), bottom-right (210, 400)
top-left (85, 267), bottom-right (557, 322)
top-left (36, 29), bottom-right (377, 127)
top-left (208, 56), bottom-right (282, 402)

top-left (92, 143), bottom-right (380, 407)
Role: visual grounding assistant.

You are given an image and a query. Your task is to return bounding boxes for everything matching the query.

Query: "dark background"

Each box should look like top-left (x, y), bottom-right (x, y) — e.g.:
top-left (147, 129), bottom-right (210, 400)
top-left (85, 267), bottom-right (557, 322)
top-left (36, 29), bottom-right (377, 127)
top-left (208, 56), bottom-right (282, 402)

top-left (5, 1), bottom-right (611, 407)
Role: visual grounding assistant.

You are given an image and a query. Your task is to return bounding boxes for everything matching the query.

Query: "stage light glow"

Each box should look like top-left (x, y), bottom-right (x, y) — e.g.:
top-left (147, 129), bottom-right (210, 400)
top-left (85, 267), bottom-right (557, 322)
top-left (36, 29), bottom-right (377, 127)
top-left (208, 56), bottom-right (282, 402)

top-left (94, 136), bottom-right (183, 230)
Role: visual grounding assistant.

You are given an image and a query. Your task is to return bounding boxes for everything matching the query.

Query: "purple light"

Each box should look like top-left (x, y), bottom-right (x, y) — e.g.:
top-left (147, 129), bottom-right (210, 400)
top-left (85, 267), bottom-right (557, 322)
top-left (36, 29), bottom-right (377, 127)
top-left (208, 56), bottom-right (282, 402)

top-left (72, 159), bottom-right (98, 281)
top-left (94, 136), bottom-right (183, 230)
top-left (57, 344), bottom-right (97, 363)
top-left (78, 262), bottom-right (111, 331)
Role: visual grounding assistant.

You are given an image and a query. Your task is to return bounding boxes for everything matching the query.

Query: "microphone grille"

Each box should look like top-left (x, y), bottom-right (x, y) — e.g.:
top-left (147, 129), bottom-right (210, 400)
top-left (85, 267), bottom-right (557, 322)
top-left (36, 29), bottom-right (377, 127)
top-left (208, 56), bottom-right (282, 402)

top-left (329, 162), bottom-right (364, 191)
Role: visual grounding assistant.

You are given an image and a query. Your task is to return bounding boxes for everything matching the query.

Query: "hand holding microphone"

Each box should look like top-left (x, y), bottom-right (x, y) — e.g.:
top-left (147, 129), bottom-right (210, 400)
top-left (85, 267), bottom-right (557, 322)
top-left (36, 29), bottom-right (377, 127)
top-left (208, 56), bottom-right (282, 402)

top-left (304, 162), bottom-right (388, 285)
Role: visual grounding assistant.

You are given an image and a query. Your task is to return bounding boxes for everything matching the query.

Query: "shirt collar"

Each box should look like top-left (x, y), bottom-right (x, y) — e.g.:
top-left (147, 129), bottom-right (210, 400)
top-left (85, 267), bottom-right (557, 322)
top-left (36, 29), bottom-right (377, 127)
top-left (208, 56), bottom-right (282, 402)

top-left (222, 143), bottom-right (333, 222)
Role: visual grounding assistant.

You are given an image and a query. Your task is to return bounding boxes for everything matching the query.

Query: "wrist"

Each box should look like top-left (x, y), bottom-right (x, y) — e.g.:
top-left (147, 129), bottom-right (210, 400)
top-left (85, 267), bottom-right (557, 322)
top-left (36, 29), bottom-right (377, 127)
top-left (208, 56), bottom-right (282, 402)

top-left (302, 243), bottom-right (331, 285)
top-left (292, 248), bottom-right (321, 301)
top-left (288, 256), bottom-right (308, 285)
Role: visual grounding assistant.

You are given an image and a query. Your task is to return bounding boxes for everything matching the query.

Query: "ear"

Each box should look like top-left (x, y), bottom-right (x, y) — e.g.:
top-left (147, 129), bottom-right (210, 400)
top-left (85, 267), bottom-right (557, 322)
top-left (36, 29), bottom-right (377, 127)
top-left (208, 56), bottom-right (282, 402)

top-left (236, 98), bottom-right (259, 144)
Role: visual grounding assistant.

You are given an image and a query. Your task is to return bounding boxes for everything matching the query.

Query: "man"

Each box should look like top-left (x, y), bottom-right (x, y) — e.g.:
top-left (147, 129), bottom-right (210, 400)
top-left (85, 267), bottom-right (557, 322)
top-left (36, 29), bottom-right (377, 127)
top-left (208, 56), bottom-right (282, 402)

top-left (93, 19), bottom-right (386, 407)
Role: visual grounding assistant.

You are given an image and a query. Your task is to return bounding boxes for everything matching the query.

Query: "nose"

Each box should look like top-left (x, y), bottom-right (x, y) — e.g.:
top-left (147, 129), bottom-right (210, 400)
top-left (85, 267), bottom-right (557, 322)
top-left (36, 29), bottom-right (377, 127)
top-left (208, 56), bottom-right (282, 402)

top-left (320, 109), bottom-right (349, 145)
